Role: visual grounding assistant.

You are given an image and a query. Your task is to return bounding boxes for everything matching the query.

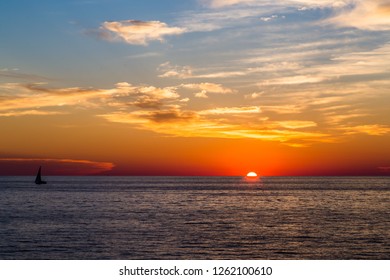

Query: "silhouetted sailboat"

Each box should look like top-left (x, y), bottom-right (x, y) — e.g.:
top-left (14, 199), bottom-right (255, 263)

top-left (35, 166), bottom-right (47, 185)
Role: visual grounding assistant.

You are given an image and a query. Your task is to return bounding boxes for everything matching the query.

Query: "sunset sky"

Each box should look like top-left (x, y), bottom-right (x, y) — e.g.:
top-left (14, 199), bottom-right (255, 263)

top-left (1, 0), bottom-right (390, 176)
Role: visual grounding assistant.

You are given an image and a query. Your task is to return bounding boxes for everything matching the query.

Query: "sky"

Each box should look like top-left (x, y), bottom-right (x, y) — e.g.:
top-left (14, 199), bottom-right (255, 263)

top-left (1, 0), bottom-right (390, 176)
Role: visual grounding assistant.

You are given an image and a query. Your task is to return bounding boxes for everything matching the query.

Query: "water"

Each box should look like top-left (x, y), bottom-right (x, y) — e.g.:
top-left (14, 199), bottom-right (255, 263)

top-left (0, 176), bottom-right (389, 259)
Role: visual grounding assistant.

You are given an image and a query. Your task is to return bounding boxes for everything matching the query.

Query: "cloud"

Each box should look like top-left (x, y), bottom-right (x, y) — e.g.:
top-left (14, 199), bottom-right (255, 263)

top-left (203, 0), bottom-right (348, 9)
top-left (275, 120), bottom-right (317, 129)
top-left (195, 90), bottom-right (208, 98)
top-left (181, 83), bottom-right (234, 98)
top-left (329, 43), bottom-right (390, 75)
top-left (327, 0), bottom-right (390, 30)
top-left (133, 109), bottom-right (197, 123)
top-left (260, 15), bottom-right (281, 22)
top-left (378, 166), bottom-right (390, 173)
top-left (261, 75), bottom-right (329, 85)
top-left (127, 52), bottom-right (161, 59)
top-left (0, 82), bottom-right (181, 116)
top-left (324, 112), bottom-right (369, 125)
top-left (0, 158), bottom-right (114, 175)
top-left (205, 0), bottom-right (251, 8)
top-left (243, 41), bottom-right (390, 94)
top-left (99, 106), bottom-right (330, 147)
top-left (196, 70), bottom-right (248, 78)
top-left (220, 129), bottom-right (330, 144)
top-left (99, 20), bottom-right (186, 45)
top-left (245, 92), bottom-right (263, 99)
top-left (199, 106), bottom-right (261, 115)
top-left (261, 105), bottom-right (304, 114)
top-left (189, 0), bottom-right (389, 37)
top-left (178, 2), bottom-right (274, 33)
top-left (128, 96), bottom-right (163, 109)
top-left (158, 62), bottom-right (193, 78)
top-left (0, 83), bottom-right (108, 114)
top-left (100, 110), bottom-right (330, 146)
top-left (158, 63), bottom-right (257, 80)
top-left (195, 0), bottom-right (389, 36)
top-left (101, 111), bottom-right (234, 138)
top-left (0, 68), bottom-right (50, 81)
top-left (2, 71), bottom-right (388, 148)
top-left (340, 124), bottom-right (390, 135)
top-left (133, 85), bottom-right (180, 99)
top-left (0, 110), bottom-right (64, 117)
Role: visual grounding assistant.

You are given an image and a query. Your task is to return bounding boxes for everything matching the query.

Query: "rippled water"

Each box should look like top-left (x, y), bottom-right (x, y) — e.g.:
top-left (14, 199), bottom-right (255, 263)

top-left (0, 176), bottom-right (389, 259)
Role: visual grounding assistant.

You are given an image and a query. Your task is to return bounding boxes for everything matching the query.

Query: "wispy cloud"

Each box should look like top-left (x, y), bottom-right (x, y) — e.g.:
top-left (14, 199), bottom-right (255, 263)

top-left (158, 62), bottom-right (193, 78)
top-left (243, 41), bottom-right (390, 90)
top-left (0, 158), bottom-right (114, 175)
top-left (203, 0), bottom-right (348, 9)
top-left (99, 110), bottom-right (330, 146)
top-left (245, 92), bottom-right (263, 99)
top-left (339, 124), bottom-right (390, 136)
top-left (178, 3), bottom-right (276, 33)
top-left (260, 15), bottom-right (283, 22)
top-left (0, 110), bottom-right (65, 117)
top-left (203, 0), bottom-right (390, 31)
top-left (98, 20), bottom-right (186, 45)
top-left (378, 166), bottom-right (390, 173)
top-left (199, 106), bottom-right (261, 115)
top-left (130, 109), bottom-right (197, 123)
top-left (127, 52), bottom-right (161, 59)
top-left (203, 0), bottom-right (252, 8)
top-left (327, 0), bottom-right (390, 30)
top-left (0, 82), bottom-right (181, 115)
top-left (181, 82), bottom-right (234, 98)
top-left (275, 120), bottom-right (317, 129)
top-left (2, 71), bottom-right (389, 148)
top-left (158, 62), bottom-right (254, 79)
top-left (261, 105), bottom-right (304, 114)
top-left (2, 77), bottom-right (388, 147)
top-left (0, 68), bottom-right (50, 81)
top-left (261, 75), bottom-right (330, 85)
top-left (0, 82), bottom-right (110, 114)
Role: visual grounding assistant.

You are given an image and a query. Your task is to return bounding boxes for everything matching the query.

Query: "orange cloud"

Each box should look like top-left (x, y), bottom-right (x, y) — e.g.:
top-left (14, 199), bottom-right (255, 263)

top-left (0, 82), bottom-right (109, 113)
top-left (199, 106), bottom-right (261, 115)
top-left (134, 109), bottom-right (197, 123)
top-left (2, 77), bottom-right (389, 149)
top-left (328, 0), bottom-right (390, 30)
top-left (99, 108), bottom-right (331, 147)
top-left (261, 75), bottom-right (329, 86)
top-left (275, 121), bottom-right (317, 129)
top-left (340, 124), bottom-right (390, 136)
top-left (0, 158), bottom-right (114, 175)
top-left (0, 82), bottom-right (180, 115)
top-left (0, 110), bottom-right (64, 117)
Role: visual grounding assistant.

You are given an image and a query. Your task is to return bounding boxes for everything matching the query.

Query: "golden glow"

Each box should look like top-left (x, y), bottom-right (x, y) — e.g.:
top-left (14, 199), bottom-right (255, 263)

top-left (1, 1), bottom-right (390, 176)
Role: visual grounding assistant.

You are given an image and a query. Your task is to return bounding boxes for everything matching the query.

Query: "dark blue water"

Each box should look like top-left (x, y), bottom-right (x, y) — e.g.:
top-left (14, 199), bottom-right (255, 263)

top-left (0, 176), bottom-right (389, 259)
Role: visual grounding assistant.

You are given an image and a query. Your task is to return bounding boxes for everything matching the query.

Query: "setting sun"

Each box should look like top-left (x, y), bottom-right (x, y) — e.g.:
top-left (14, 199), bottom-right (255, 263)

top-left (246, 172), bottom-right (258, 178)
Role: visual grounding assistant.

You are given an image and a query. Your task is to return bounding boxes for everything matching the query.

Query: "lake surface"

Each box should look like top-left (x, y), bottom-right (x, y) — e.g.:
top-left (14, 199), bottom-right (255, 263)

top-left (0, 176), bottom-right (389, 259)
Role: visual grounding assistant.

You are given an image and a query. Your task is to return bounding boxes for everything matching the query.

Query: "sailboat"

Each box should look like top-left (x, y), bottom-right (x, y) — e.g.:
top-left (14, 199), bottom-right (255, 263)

top-left (35, 166), bottom-right (47, 185)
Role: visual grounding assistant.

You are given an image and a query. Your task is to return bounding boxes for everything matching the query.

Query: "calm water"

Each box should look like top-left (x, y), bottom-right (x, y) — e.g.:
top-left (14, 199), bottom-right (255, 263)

top-left (0, 176), bottom-right (389, 259)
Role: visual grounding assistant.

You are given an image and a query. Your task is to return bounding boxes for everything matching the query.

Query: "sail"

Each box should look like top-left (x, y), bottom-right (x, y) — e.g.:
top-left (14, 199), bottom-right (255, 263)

top-left (35, 166), bottom-right (47, 184)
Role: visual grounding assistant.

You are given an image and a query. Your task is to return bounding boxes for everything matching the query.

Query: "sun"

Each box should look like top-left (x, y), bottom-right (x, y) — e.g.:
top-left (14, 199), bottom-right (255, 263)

top-left (245, 171), bottom-right (259, 182)
top-left (246, 171), bottom-right (258, 178)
